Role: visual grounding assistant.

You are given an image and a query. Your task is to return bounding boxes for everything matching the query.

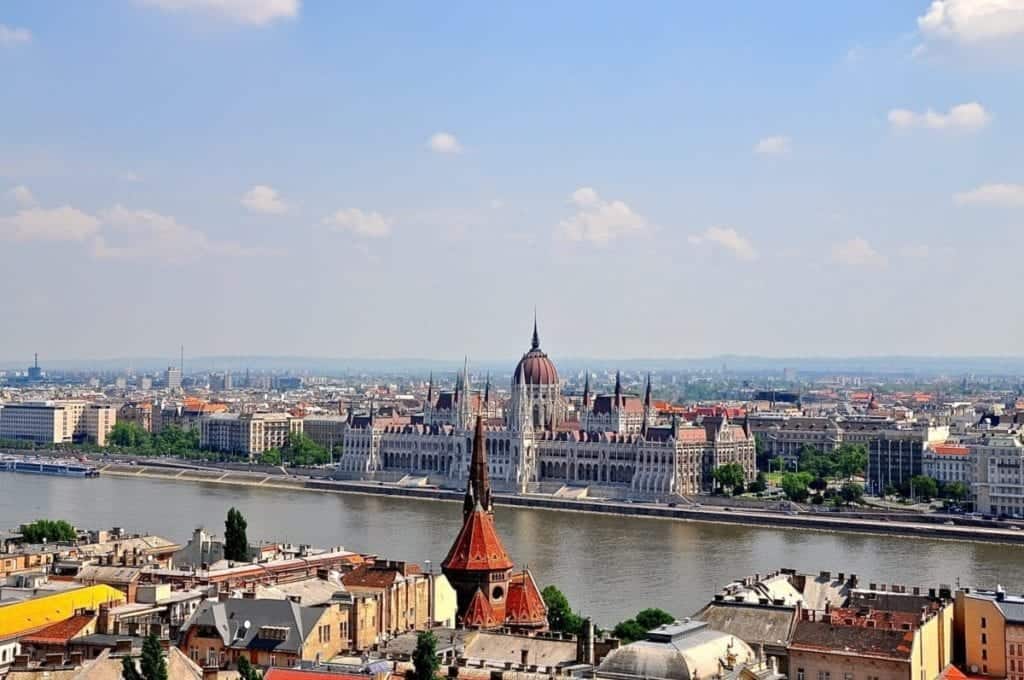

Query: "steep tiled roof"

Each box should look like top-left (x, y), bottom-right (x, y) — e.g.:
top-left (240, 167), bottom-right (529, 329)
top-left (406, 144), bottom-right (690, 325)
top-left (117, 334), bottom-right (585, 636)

top-left (342, 563), bottom-right (422, 590)
top-left (441, 510), bottom-right (513, 572)
top-left (462, 588), bottom-right (499, 629)
top-left (504, 570), bottom-right (547, 627)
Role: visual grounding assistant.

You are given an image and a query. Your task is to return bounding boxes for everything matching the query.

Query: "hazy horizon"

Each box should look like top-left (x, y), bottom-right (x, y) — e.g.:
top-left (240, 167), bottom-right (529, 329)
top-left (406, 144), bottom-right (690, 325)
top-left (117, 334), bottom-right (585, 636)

top-left (3, 2), bottom-right (1023, 359)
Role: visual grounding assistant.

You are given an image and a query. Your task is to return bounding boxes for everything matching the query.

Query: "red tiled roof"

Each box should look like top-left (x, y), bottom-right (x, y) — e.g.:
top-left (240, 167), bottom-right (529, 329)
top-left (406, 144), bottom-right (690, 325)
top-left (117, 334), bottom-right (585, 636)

top-left (442, 510), bottom-right (513, 572)
top-left (19, 614), bottom-right (94, 645)
top-left (342, 562), bottom-right (422, 589)
top-left (931, 444), bottom-right (969, 456)
top-left (940, 667), bottom-right (968, 680)
top-left (462, 588), bottom-right (500, 628)
top-left (265, 669), bottom-right (368, 680)
top-left (505, 570), bottom-right (547, 627)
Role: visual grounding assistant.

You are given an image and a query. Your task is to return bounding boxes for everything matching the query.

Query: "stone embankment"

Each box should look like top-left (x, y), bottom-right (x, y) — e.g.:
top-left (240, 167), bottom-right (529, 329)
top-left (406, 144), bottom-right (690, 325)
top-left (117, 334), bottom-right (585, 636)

top-left (96, 462), bottom-right (1024, 545)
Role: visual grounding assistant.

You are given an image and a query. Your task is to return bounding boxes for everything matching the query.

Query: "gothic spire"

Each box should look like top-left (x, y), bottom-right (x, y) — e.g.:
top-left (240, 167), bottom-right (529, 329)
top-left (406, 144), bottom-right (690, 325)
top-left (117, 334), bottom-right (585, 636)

top-left (484, 373), bottom-right (491, 404)
top-left (464, 416), bottom-right (492, 519)
top-left (644, 372), bottom-right (652, 408)
top-left (427, 371), bottom-right (434, 405)
top-left (531, 309), bottom-right (540, 350)
top-left (614, 370), bottom-right (622, 407)
top-left (583, 370), bottom-right (590, 408)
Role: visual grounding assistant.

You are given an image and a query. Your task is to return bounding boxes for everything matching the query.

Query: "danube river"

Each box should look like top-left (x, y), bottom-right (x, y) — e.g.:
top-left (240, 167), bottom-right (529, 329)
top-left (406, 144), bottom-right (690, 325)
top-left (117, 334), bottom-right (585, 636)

top-left (3, 473), bottom-right (1024, 625)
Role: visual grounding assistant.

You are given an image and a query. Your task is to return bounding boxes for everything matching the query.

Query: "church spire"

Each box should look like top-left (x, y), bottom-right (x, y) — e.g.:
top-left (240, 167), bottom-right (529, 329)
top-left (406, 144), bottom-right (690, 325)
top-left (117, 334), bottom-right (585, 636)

top-left (582, 370), bottom-right (590, 408)
top-left (464, 416), bottom-right (492, 519)
top-left (644, 372), bottom-right (652, 408)
top-left (614, 370), bottom-right (622, 408)
top-left (484, 373), bottom-right (491, 404)
top-left (642, 373), bottom-right (652, 438)
top-left (531, 309), bottom-right (540, 350)
top-left (427, 371), bottom-right (434, 405)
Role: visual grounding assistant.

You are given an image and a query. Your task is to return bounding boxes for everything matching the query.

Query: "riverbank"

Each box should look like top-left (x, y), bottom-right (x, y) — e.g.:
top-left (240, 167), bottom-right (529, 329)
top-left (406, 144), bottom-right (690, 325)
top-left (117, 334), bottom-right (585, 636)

top-left (94, 462), bottom-right (1024, 545)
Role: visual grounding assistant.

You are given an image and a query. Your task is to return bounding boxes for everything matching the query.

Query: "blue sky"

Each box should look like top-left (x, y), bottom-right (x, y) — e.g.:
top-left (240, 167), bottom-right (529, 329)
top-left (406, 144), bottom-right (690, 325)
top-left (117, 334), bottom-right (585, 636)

top-left (2, 0), bottom-right (1024, 362)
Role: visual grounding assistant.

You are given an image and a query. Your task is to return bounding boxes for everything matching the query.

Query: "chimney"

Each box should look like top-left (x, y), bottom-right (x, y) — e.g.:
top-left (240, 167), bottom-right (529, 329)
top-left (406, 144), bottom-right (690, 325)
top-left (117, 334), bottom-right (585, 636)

top-left (69, 652), bottom-right (84, 666)
top-left (116, 639), bottom-right (134, 655)
top-left (45, 653), bottom-right (65, 667)
top-left (203, 668), bottom-right (220, 680)
top-left (12, 655), bottom-right (30, 670)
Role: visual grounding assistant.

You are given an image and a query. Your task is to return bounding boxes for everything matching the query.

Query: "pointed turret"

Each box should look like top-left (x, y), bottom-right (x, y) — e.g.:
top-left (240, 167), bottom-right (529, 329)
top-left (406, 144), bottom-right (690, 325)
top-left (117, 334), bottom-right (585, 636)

top-left (531, 309), bottom-right (540, 351)
top-left (484, 373), bottom-right (491, 404)
top-left (642, 373), bottom-right (652, 437)
top-left (464, 416), bottom-right (492, 519)
top-left (582, 370), bottom-right (590, 408)
top-left (614, 370), bottom-right (622, 408)
top-left (427, 372), bottom-right (434, 405)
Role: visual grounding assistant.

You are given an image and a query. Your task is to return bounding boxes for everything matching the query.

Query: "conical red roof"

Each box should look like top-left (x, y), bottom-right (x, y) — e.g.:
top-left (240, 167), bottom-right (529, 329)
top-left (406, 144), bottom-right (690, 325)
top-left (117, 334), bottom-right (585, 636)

top-left (462, 588), bottom-right (500, 628)
top-left (442, 508), bottom-right (514, 571)
top-left (505, 570), bottom-right (548, 627)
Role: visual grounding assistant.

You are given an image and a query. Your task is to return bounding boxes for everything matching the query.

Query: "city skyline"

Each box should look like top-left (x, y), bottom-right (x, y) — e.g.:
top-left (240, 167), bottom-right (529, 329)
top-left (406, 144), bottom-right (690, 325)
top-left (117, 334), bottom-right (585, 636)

top-left (3, 1), bottom-right (1024, 359)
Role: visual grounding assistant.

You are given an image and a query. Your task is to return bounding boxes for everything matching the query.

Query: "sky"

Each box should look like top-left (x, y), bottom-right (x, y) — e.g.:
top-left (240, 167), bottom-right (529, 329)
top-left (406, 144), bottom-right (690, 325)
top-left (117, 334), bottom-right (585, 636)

top-left (2, 0), bottom-right (1024, 363)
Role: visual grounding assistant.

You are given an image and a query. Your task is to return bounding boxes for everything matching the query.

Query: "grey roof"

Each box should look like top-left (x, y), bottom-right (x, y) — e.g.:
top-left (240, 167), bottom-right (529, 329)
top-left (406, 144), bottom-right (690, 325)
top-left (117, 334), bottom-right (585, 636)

top-left (181, 598), bottom-right (324, 653)
top-left (694, 603), bottom-right (796, 648)
top-left (597, 621), bottom-right (755, 680)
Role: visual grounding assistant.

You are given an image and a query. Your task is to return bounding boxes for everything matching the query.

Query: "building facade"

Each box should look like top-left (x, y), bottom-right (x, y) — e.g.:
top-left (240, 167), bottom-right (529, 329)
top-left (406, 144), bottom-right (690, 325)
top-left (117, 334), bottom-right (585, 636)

top-left (969, 430), bottom-right (1024, 517)
top-left (199, 413), bottom-right (303, 459)
top-left (0, 401), bottom-right (116, 446)
top-left (336, 321), bottom-right (755, 498)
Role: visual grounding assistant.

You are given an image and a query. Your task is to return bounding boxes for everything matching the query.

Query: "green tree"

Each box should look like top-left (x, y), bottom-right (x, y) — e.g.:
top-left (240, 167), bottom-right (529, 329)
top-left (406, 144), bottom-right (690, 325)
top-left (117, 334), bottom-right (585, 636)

top-left (835, 444), bottom-right (868, 479)
top-left (121, 656), bottom-right (143, 680)
top-left (911, 475), bottom-right (939, 501)
top-left (412, 630), bottom-right (440, 680)
top-left (747, 472), bottom-right (768, 494)
top-left (635, 608), bottom-right (675, 630)
top-left (944, 481), bottom-right (968, 502)
top-left (224, 507), bottom-right (249, 562)
top-left (883, 483), bottom-right (898, 499)
top-left (280, 432), bottom-right (329, 466)
top-left (542, 585), bottom-right (584, 635)
top-left (19, 519), bottom-right (76, 543)
top-left (140, 632), bottom-right (167, 680)
top-left (809, 477), bottom-right (828, 492)
top-left (780, 472), bottom-right (812, 502)
top-left (839, 482), bottom-right (864, 505)
top-left (237, 656), bottom-right (261, 680)
top-left (712, 463), bottom-right (745, 494)
top-left (110, 422), bottom-right (152, 450)
top-left (612, 619), bottom-right (647, 644)
top-left (258, 449), bottom-right (282, 466)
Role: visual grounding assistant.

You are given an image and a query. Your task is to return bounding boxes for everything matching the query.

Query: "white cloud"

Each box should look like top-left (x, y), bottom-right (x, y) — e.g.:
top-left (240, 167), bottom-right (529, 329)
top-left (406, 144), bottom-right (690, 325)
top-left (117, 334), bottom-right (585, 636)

top-left (427, 132), bottom-right (463, 154)
top-left (919, 0), bottom-right (1024, 43)
top-left (323, 208), bottom-right (392, 238)
top-left (831, 238), bottom-right (888, 267)
top-left (953, 183), bottom-right (1024, 206)
top-left (241, 184), bottom-right (288, 214)
top-left (0, 24), bottom-right (32, 47)
top-left (138, 0), bottom-right (300, 26)
top-left (687, 227), bottom-right (759, 261)
top-left (887, 102), bottom-right (991, 131)
top-left (9, 185), bottom-right (36, 208)
top-left (0, 206), bottom-right (100, 242)
top-left (557, 187), bottom-right (647, 246)
top-left (96, 204), bottom-right (264, 261)
top-left (754, 136), bottom-right (791, 155)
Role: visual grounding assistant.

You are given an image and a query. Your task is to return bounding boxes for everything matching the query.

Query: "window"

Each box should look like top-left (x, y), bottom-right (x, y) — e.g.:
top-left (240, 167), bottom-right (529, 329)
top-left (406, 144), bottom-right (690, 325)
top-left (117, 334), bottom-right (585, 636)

top-left (982, 617), bottom-right (987, 628)
top-left (796, 668), bottom-right (805, 680)
top-left (982, 633), bottom-right (987, 644)
top-left (983, 649), bottom-right (988, 661)
top-left (818, 672), bottom-right (831, 680)
top-left (270, 656), bottom-right (276, 667)
top-left (844, 674), bottom-right (854, 680)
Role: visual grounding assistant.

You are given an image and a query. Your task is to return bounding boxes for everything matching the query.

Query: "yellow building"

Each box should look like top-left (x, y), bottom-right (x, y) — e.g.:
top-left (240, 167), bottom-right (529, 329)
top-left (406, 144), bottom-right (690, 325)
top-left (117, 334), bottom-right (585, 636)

top-left (955, 589), bottom-right (1024, 679)
top-left (0, 585), bottom-right (126, 641)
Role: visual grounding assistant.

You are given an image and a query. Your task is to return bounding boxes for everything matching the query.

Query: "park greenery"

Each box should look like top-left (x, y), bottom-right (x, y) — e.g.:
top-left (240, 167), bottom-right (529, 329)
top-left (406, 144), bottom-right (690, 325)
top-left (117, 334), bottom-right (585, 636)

top-left (542, 585), bottom-right (585, 636)
top-left (224, 507), bottom-right (249, 562)
top-left (711, 462), bottom-right (746, 495)
top-left (19, 519), bottom-right (76, 543)
top-left (612, 608), bottom-right (676, 644)
top-left (412, 631), bottom-right (440, 680)
top-left (108, 422), bottom-right (202, 457)
top-left (258, 432), bottom-right (331, 467)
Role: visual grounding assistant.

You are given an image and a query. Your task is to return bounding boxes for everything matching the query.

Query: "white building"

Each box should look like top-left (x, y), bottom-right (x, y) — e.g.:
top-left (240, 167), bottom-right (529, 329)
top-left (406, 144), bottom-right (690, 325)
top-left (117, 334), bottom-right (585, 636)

top-left (922, 443), bottom-right (972, 486)
top-left (0, 401), bottom-right (117, 446)
top-left (970, 429), bottom-right (1024, 517)
top-left (336, 320), bottom-right (756, 498)
top-left (199, 412), bottom-right (302, 458)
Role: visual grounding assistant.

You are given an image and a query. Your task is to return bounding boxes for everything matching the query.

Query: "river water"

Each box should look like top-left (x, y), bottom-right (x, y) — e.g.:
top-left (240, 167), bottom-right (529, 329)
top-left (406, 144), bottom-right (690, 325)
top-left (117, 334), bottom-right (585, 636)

top-left (2, 473), bottom-right (1024, 626)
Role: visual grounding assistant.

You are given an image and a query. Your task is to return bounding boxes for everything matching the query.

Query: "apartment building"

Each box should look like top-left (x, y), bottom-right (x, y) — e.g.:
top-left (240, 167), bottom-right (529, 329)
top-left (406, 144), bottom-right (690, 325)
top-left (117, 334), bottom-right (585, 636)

top-left (199, 413), bottom-right (302, 459)
top-left (923, 444), bottom-right (972, 486)
top-left (0, 402), bottom-right (117, 446)
top-left (302, 416), bottom-right (348, 452)
top-left (969, 430), bottom-right (1024, 517)
top-left (955, 588), bottom-right (1024, 679)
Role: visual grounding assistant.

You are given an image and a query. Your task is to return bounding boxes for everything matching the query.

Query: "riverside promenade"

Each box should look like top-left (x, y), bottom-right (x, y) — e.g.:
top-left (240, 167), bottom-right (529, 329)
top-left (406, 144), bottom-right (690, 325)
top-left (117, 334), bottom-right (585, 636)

top-left (92, 459), bottom-right (1024, 545)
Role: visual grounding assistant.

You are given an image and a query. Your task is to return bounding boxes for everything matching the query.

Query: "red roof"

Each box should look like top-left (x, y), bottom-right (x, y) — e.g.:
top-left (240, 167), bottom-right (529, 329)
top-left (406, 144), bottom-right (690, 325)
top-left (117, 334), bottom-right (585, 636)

top-left (505, 571), bottom-right (547, 627)
top-left (931, 444), bottom-right (969, 456)
top-left (442, 510), bottom-right (513, 572)
top-left (462, 588), bottom-right (500, 628)
top-left (20, 614), bottom-right (94, 645)
top-left (265, 670), bottom-right (369, 680)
